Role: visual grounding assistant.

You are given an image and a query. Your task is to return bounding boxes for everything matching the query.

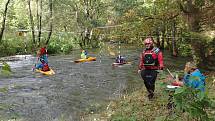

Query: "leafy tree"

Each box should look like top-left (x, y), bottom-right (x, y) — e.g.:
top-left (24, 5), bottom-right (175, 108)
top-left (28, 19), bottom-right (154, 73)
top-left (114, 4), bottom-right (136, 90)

top-left (177, 0), bottom-right (215, 68)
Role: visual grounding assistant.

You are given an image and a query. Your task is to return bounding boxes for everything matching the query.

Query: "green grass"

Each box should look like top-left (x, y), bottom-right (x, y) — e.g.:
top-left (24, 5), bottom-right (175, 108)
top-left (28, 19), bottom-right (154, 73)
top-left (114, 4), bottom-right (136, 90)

top-left (82, 72), bottom-right (215, 121)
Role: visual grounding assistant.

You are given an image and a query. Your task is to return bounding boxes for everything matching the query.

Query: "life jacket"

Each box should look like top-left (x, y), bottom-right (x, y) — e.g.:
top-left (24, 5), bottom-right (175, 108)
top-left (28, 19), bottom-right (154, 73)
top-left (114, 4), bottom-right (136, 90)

top-left (40, 55), bottom-right (48, 64)
top-left (183, 69), bottom-right (205, 91)
top-left (81, 52), bottom-right (87, 59)
top-left (42, 63), bottom-right (50, 71)
top-left (143, 47), bottom-right (160, 66)
top-left (115, 56), bottom-right (125, 63)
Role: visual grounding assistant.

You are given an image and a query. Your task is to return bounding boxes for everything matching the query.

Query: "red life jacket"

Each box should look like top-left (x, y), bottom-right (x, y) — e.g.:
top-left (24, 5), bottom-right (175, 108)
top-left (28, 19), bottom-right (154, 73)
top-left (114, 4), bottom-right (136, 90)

top-left (42, 63), bottom-right (50, 71)
top-left (143, 48), bottom-right (159, 66)
top-left (139, 47), bottom-right (164, 70)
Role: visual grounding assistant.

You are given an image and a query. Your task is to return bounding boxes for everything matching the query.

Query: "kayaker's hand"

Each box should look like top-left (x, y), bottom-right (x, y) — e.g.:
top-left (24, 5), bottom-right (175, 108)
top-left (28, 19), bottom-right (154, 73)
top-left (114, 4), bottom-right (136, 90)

top-left (159, 67), bottom-right (164, 70)
top-left (138, 70), bottom-right (141, 74)
top-left (156, 70), bottom-right (163, 73)
top-left (32, 66), bottom-right (35, 72)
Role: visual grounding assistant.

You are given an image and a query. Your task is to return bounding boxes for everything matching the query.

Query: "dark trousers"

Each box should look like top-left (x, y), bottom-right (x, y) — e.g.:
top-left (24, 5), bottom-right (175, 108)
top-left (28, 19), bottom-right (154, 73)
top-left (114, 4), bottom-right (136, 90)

top-left (140, 70), bottom-right (158, 98)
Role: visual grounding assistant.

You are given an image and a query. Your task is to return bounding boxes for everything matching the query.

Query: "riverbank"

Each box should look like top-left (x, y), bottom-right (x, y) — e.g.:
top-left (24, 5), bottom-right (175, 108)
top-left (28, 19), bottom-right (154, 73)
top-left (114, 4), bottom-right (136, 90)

top-left (82, 71), bottom-right (215, 121)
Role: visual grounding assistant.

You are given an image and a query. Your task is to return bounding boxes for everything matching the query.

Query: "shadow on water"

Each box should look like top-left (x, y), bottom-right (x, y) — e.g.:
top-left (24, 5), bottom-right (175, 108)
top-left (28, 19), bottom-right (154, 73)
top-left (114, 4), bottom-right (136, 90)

top-left (0, 43), bottom-right (191, 121)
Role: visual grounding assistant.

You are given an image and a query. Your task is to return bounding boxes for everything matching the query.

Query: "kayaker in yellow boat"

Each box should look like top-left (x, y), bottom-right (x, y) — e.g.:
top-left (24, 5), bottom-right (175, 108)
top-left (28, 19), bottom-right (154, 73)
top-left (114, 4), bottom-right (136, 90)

top-left (35, 47), bottom-right (50, 72)
top-left (81, 50), bottom-right (88, 59)
top-left (74, 50), bottom-right (96, 63)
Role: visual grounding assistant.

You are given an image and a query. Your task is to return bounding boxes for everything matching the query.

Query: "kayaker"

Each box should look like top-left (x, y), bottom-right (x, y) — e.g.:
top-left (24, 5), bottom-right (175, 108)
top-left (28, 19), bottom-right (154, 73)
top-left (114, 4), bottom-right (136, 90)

top-left (138, 37), bottom-right (164, 100)
top-left (167, 61), bottom-right (206, 109)
top-left (81, 50), bottom-right (88, 59)
top-left (115, 55), bottom-right (126, 64)
top-left (172, 61), bottom-right (206, 91)
top-left (35, 47), bottom-right (50, 71)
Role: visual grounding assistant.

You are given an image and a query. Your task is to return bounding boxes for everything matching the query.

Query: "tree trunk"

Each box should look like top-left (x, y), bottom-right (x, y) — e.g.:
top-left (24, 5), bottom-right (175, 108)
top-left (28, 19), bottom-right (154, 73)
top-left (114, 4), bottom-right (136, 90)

top-left (80, 31), bottom-right (85, 48)
top-left (0, 0), bottom-right (11, 42)
top-left (166, 24), bottom-right (171, 51)
top-left (155, 28), bottom-right (160, 48)
top-left (64, 26), bottom-right (67, 32)
top-left (38, 0), bottom-right (42, 45)
top-left (83, 0), bottom-right (92, 46)
top-left (160, 24), bottom-right (165, 50)
top-left (46, 0), bottom-right (53, 45)
top-left (36, 0), bottom-right (39, 42)
top-left (28, 0), bottom-right (36, 44)
top-left (171, 20), bottom-right (177, 57)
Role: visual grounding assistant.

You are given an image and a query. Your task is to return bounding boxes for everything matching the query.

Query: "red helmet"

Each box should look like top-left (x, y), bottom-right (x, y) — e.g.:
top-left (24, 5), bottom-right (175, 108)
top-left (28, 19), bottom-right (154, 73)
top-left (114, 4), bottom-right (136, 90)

top-left (40, 47), bottom-right (47, 55)
top-left (144, 37), bottom-right (153, 45)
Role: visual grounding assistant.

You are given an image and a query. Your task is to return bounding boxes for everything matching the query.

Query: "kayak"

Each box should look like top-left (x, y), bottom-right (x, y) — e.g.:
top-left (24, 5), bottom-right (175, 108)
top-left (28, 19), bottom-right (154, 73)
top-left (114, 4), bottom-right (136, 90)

top-left (74, 57), bottom-right (96, 63)
top-left (112, 62), bottom-right (131, 66)
top-left (35, 68), bottom-right (55, 75)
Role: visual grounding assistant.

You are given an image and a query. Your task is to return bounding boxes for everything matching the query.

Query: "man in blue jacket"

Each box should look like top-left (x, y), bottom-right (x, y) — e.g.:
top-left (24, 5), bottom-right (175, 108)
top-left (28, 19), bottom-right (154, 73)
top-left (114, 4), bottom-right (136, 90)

top-left (183, 62), bottom-right (206, 91)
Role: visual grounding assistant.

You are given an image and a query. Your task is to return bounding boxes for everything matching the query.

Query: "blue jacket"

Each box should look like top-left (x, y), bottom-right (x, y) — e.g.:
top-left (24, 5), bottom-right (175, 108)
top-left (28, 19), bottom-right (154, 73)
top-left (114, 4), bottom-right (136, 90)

top-left (40, 55), bottom-right (48, 64)
top-left (183, 69), bottom-right (206, 91)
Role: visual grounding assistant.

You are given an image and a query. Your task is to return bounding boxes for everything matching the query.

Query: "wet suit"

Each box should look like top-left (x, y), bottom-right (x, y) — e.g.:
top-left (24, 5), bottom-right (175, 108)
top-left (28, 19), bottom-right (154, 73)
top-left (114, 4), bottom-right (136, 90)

top-left (139, 47), bottom-right (164, 99)
top-left (140, 69), bottom-right (158, 98)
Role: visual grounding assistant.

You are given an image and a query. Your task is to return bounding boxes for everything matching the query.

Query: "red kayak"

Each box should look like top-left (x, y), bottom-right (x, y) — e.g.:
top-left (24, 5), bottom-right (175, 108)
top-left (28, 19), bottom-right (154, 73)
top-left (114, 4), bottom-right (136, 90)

top-left (112, 62), bottom-right (131, 66)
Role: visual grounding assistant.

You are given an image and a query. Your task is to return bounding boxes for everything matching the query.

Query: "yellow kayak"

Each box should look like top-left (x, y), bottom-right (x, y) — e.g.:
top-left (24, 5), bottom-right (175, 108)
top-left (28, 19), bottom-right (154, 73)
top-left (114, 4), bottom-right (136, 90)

top-left (74, 57), bottom-right (96, 63)
top-left (35, 68), bottom-right (55, 75)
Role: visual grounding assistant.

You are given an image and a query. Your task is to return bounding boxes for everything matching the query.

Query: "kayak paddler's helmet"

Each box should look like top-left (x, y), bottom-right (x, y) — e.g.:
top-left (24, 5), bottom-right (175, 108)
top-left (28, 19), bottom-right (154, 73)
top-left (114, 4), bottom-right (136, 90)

top-left (184, 62), bottom-right (197, 73)
top-left (81, 50), bottom-right (87, 55)
top-left (144, 37), bottom-right (154, 49)
top-left (40, 47), bottom-right (47, 55)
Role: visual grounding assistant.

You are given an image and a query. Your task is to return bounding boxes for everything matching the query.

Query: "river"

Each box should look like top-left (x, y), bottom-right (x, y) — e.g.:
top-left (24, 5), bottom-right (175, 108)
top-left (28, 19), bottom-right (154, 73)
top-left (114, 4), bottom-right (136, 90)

top-left (0, 43), bottom-right (188, 121)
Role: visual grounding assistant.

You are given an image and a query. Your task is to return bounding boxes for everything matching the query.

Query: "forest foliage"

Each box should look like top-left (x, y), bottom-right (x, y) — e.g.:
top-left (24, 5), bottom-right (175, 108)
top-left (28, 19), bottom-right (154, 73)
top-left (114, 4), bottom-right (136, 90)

top-left (0, 0), bottom-right (214, 67)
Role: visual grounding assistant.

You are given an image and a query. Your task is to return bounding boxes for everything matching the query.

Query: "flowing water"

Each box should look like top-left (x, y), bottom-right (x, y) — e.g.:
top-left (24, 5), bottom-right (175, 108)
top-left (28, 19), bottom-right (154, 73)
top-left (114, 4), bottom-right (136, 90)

top-left (0, 44), bottom-right (145, 121)
top-left (0, 44), bottom-right (189, 121)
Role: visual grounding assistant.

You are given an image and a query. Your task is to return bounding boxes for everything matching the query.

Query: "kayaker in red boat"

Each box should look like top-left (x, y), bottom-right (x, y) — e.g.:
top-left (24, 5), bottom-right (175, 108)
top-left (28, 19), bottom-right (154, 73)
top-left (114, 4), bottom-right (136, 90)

top-left (115, 55), bottom-right (126, 64)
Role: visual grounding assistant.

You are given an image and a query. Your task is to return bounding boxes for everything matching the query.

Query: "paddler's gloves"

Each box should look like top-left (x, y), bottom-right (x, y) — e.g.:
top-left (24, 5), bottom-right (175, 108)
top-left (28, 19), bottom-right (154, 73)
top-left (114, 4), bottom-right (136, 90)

top-left (156, 70), bottom-right (163, 73)
top-left (159, 67), bottom-right (164, 70)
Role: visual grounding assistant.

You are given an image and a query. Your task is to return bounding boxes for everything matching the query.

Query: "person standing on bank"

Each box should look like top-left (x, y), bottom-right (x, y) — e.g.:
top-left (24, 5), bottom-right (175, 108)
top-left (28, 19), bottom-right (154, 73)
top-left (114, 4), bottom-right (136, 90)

top-left (138, 37), bottom-right (164, 100)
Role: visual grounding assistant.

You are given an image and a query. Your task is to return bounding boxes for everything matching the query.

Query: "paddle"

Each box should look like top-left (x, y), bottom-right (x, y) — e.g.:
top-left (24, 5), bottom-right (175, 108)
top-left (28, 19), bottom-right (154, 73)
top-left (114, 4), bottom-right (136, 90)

top-left (167, 68), bottom-right (175, 79)
top-left (32, 57), bottom-right (39, 72)
top-left (32, 50), bottom-right (40, 72)
top-left (166, 68), bottom-right (182, 87)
